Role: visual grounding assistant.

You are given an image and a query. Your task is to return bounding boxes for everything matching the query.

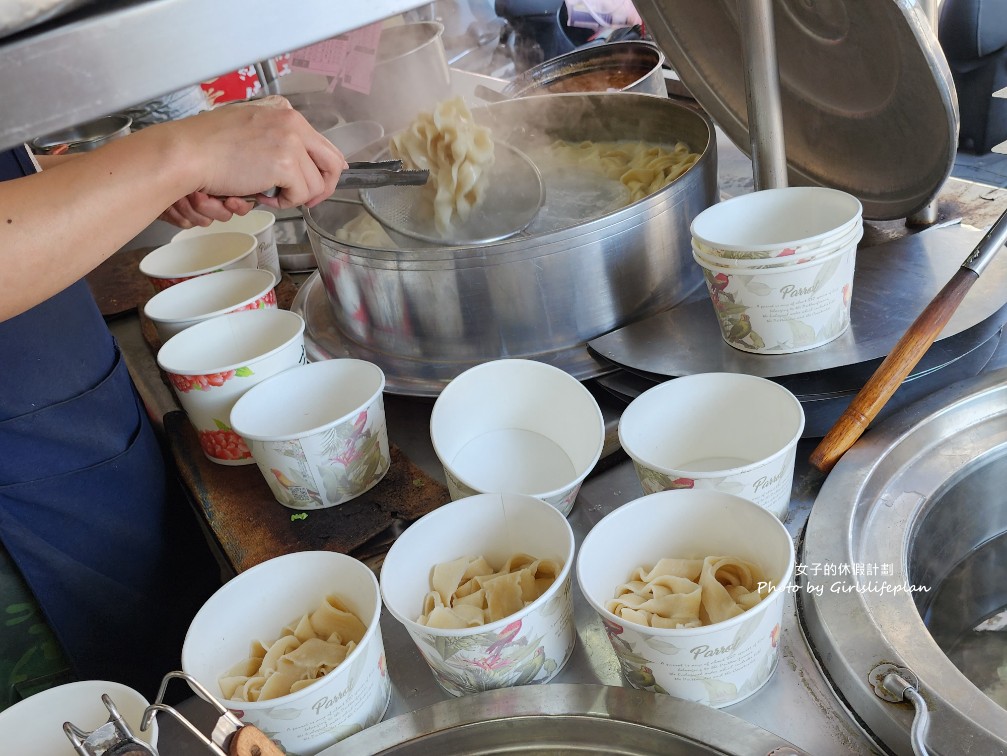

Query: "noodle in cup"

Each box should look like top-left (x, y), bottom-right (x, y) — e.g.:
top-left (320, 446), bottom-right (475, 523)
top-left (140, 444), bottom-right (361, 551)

top-left (181, 551), bottom-right (390, 756)
top-left (576, 489), bottom-right (795, 708)
top-left (174, 208), bottom-right (280, 280)
top-left (430, 358), bottom-right (605, 516)
top-left (229, 359), bottom-right (390, 510)
top-left (618, 373), bottom-right (805, 521)
top-left (380, 492), bottom-right (577, 697)
top-left (156, 309), bottom-right (306, 466)
top-left (138, 231), bottom-right (258, 292)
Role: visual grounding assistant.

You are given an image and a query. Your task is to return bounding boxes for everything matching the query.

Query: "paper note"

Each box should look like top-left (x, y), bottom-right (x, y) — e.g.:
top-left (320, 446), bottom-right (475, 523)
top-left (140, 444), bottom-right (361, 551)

top-left (289, 23), bottom-right (381, 95)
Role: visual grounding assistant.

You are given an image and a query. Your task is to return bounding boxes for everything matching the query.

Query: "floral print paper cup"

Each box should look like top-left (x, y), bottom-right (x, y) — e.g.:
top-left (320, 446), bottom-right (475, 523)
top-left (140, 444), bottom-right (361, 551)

top-left (430, 358), bottom-right (604, 516)
top-left (229, 359), bottom-right (390, 510)
top-left (576, 489), bottom-right (795, 708)
top-left (157, 309), bottom-right (306, 465)
top-left (618, 373), bottom-right (804, 521)
top-left (139, 231), bottom-right (259, 292)
top-left (181, 551), bottom-right (390, 756)
top-left (173, 208), bottom-right (280, 280)
top-left (143, 268), bottom-right (277, 342)
top-left (379, 492), bottom-right (577, 697)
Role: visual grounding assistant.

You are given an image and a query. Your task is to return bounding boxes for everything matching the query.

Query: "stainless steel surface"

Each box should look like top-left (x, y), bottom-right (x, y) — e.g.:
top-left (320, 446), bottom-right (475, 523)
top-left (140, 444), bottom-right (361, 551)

top-left (500, 41), bottom-right (667, 98)
top-left (962, 205), bottom-right (1007, 276)
top-left (65, 694), bottom-right (156, 756)
top-left (360, 143), bottom-right (543, 245)
top-left (303, 92), bottom-right (716, 383)
top-left (879, 673), bottom-right (931, 756)
top-left (0, 0), bottom-right (426, 152)
top-left (738, 0), bottom-right (787, 191)
top-left (31, 114), bottom-right (131, 153)
top-left (291, 271), bottom-right (617, 395)
top-left (340, 160), bottom-right (429, 189)
top-left (331, 22), bottom-right (452, 133)
top-left (319, 684), bottom-right (809, 755)
top-left (589, 222), bottom-right (1007, 379)
top-left (634, 0), bottom-right (958, 220)
top-left (800, 366), bottom-right (1007, 754)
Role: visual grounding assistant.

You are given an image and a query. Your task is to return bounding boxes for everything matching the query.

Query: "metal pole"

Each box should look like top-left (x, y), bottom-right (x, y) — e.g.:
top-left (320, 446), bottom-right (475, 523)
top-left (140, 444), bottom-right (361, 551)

top-left (738, 0), bottom-right (788, 190)
top-left (907, 0), bottom-right (940, 225)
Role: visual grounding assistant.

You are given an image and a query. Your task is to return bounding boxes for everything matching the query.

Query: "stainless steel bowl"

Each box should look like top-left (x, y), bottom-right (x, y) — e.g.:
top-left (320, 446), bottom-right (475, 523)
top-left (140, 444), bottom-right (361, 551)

top-left (303, 93), bottom-right (716, 385)
top-left (31, 114), bottom-right (132, 153)
top-left (502, 41), bottom-right (667, 98)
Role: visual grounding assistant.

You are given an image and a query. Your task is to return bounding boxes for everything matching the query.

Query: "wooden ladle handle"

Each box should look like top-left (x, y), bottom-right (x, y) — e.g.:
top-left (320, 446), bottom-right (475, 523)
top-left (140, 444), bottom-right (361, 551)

top-left (809, 267), bottom-right (979, 473)
top-left (229, 725), bottom-right (285, 756)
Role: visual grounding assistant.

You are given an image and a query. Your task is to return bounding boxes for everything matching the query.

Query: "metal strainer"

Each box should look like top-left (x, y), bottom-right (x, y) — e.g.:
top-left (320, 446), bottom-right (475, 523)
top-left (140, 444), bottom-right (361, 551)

top-left (360, 142), bottom-right (545, 246)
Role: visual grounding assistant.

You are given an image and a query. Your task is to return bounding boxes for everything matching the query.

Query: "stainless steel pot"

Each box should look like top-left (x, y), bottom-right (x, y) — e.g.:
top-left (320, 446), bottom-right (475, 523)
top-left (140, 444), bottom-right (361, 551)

top-left (31, 114), bottom-right (131, 154)
top-left (333, 22), bottom-right (452, 132)
top-left (303, 92), bottom-right (716, 385)
top-left (502, 41), bottom-right (667, 98)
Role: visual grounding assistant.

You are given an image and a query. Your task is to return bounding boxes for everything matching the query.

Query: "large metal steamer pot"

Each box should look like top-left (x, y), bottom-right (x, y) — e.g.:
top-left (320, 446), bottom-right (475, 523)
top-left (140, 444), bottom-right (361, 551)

top-left (303, 93), bottom-right (716, 378)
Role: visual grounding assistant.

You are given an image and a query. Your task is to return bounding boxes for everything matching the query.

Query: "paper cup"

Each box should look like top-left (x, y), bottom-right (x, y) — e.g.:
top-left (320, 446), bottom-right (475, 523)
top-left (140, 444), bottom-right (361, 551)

top-left (142, 268), bottom-right (277, 342)
top-left (690, 186), bottom-right (862, 257)
top-left (577, 489), bottom-right (795, 708)
top-left (691, 220), bottom-right (861, 269)
top-left (429, 359), bottom-right (604, 516)
top-left (138, 231), bottom-right (258, 292)
top-left (380, 492), bottom-right (577, 697)
top-left (174, 209), bottom-right (280, 280)
top-left (157, 309), bottom-right (306, 465)
top-left (618, 373), bottom-right (804, 521)
top-left (0, 680), bottom-right (157, 754)
top-left (229, 359), bottom-right (390, 510)
top-left (694, 230), bottom-right (859, 355)
top-left (182, 551), bottom-right (390, 755)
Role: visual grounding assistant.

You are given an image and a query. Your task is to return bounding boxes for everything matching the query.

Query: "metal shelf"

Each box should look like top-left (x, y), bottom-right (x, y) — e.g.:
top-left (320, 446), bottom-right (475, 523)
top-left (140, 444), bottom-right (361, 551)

top-left (0, 0), bottom-right (425, 151)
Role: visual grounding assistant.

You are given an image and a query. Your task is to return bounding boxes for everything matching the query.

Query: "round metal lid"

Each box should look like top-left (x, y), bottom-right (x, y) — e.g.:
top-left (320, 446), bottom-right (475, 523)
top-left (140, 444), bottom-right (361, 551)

top-left (321, 684), bottom-right (808, 755)
top-left (634, 0), bottom-right (958, 220)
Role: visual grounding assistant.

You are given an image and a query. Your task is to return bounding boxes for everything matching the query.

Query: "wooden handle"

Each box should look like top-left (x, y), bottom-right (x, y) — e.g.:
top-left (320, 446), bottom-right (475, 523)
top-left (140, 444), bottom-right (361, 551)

top-left (229, 725), bottom-right (285, 756)
top-left (809, 267), bottom-right (980, 473)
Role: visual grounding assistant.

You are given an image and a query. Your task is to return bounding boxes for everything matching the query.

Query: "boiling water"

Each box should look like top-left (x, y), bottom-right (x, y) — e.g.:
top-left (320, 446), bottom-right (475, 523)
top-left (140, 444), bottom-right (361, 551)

top-left (451, 428), bottom-right (576, 495)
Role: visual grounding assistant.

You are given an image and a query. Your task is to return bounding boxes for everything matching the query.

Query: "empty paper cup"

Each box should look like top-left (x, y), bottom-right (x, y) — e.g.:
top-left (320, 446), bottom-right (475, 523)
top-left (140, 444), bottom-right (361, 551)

top-left (577, 489), bottom-right (795, 708)
top-left (182, 551), bottom-right (390, 755)
top-left (174, 208), bottom-right (280, 279)
top-left (691, 220), bottom-right (861, 269)
top-left (618, 373), bottom-right (804, 521)
top-left (430, 359), bottom-right (604, 516)
top-left (694, 229), bottom-right (859, 355)
top-left (0, 680), bottom-right (157, 754)
top-left (229, 359), bottom-right (390, 510)
top-left (380, 492), bottom-right (576, 697)
top-left (143, 268), bottom-right (277, 342)
top-left (139, 231), bottom-right (258, 292)
top-left (157, 309), bottom-right (306, 465)
top-left (690, 186), bottom-right (862, 258)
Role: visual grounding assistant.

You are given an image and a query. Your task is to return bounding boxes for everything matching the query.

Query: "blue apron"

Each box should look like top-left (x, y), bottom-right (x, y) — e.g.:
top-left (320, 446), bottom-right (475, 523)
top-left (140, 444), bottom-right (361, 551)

top-left (0, 145), bottom-right (218, 698)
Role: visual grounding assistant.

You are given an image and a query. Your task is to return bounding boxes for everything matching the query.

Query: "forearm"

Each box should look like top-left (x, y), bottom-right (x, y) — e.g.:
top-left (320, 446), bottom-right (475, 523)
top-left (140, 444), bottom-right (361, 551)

top-left (0, 126), bottom-right (195, 320)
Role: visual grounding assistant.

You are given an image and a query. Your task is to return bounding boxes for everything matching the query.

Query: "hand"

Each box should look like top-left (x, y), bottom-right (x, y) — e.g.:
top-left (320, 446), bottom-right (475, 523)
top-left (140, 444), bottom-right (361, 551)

top-left (164, 96), bottom-right (347, 217)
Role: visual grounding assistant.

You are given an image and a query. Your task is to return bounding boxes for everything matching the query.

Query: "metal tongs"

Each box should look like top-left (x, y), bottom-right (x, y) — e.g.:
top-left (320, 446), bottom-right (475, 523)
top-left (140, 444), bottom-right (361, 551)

top-left (248, 159), bottom-right (428, 200)
top-left (65, 671), bottom-right (283, 756)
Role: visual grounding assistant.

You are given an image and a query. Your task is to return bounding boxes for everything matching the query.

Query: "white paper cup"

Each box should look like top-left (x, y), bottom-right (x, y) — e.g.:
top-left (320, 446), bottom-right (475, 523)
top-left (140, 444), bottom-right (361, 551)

top-left (694, 229), bottom-right (859, 355)
top-left (429, 359), bottom-right (604, 516)
top-left (229, 359), bottom-right (390, 510)
top-left (0, 680), bottom-right (157, 754)
top-left (618, 373), bottom-right (804, 521)
top-left (157, 309), bottom-right (306, 465)
top-left (138, 231), bottom-right (258, 292)
top-left (142, 268), bottom-right (277, 342)
top-left (690, 187), bottom-right (863, 257)
top-left (174, 209), bottom-right (280, 280)
top-left (380, 492), bottom-right (577, 697)
top-left (577, 489), bottom-right (795, 708)
top-left (691, 220), bottom-right (861, 269)
top-left (182, 551), bottom-right (390, 755)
